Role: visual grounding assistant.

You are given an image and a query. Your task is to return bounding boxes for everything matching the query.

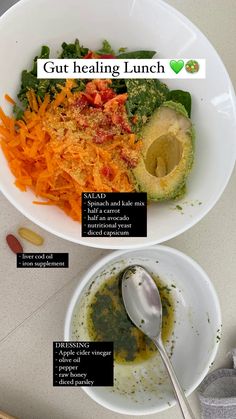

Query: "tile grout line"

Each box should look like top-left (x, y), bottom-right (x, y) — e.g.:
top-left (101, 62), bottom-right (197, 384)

top-left (0, 271), bottom-right (78, 346)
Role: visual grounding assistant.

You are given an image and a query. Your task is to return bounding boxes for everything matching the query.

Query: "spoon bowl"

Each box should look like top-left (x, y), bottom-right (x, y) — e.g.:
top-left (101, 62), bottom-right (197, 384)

top-left (122, 265), bottom-right (196, 419)
top-left (122, 265), bottom-right (163, 339)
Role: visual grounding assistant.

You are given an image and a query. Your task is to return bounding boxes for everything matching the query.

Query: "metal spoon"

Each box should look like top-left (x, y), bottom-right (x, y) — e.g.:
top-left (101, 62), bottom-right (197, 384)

top-left (122, 265), bottom-right (196, 419)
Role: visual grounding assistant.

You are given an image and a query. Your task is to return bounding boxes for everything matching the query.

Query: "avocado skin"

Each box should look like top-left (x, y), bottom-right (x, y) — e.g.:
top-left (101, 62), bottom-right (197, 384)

top-left (132, 101), bottom-right (194, 201)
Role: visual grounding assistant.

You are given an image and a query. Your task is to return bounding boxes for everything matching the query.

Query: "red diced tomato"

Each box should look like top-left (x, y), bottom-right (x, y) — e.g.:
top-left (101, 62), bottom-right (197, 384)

top-left (74, 94), bottom-right (89, 109)
top-left (84, 51), bottom-right (96, 59)
top-left (85, 80), bottom-right (116, 106)
top-left (99, 89), bottom-right (116, 103)
top-left (93, 130), bottom-right (114, 144)
top-left (111, 110), bottom-right (131, 133)
top-left (93, 93), bottom-right (102, 106)
top-left (101, 166), bottom-right (114, 180)
top-left (94, 80), bottom-right (112, 90)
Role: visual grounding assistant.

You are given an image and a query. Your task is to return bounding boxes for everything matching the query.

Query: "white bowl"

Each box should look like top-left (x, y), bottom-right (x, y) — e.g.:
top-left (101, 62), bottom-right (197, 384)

top-left (0, 0), bottom-right (235, 249)
top-left (64, 246), bottom-right (221, 415)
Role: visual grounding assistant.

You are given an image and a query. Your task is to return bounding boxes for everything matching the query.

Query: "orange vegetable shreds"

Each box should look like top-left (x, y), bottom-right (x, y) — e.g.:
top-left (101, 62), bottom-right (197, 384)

top-left (4, 94), bottom-right (15, 105)
top-left (0, 79), bottom-right (142, 222)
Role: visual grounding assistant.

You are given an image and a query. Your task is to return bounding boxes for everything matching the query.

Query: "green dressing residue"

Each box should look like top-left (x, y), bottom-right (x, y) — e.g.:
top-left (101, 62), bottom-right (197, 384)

top-left (87, 272), bottom-right (174, 364)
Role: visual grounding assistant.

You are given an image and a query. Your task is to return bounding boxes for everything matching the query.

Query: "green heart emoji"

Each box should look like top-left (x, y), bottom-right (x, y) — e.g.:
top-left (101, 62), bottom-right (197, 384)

top-left (169, 60), bottom-right (184, 74)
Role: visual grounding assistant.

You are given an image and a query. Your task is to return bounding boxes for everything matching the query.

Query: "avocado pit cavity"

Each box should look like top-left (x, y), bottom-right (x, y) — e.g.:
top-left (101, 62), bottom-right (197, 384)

top-left (145, 134), bottom-right (183, 178)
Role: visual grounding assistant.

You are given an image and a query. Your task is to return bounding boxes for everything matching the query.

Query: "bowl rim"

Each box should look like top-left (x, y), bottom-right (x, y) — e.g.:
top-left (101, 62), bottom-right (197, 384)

top-left (0, 0), bottom-right (236, 249)
top-left (64, 244), bottom-right (222, 415)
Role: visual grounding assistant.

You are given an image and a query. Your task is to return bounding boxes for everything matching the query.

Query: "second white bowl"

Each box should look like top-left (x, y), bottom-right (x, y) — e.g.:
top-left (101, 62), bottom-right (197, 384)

top-left (64, 245), bottom-right (221, 415)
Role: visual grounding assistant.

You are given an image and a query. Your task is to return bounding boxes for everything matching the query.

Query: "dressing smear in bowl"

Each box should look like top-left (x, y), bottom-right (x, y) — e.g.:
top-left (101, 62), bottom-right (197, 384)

top-left (86, 272), bottom-right (174, 364)
top-left (71, 258), bottom-right (176, 398)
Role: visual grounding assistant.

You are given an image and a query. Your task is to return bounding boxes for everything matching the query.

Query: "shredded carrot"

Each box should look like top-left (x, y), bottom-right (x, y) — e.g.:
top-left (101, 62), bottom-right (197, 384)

top-left (26, 90), bottom-right (39, 112)
top-left (0, 80), bottom-right (142, 222)
top-left (0, 107), bottom-right (10, 128)
top-left (5, 94), bottom-right (15, 105)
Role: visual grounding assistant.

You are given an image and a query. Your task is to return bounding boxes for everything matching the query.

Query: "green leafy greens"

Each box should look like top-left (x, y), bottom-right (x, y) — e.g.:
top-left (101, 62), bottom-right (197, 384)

top-left (117, 50), bottom-right (156, 59)
top-left (95, 40), bottom-right (115, 56)
top-left (60, 39), bottom-right (89, 58)
top-left (167, 90), bottom-right (192, 117)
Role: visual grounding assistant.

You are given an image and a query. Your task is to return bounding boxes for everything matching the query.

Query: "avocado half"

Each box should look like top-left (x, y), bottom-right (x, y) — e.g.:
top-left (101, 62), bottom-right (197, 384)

top-left (132, 101), bottom-right (194, 201)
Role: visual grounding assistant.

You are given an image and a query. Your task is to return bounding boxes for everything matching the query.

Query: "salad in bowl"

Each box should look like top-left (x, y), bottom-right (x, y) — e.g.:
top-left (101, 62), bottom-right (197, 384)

top-left (0, 39), bottom-right (193, 222)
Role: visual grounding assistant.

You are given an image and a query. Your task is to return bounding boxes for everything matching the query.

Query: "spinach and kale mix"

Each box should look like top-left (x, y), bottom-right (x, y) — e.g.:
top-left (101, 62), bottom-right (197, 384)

top-left (116, 50), bottom-right (156, 59)
top-left (14, 39), bottom-right (192, 127)
top-left (60, 38), bottom-right (89, 58)
top-left (15, 40), bottom-right (89, 119)
top-left (167, 89), bottom-right (192, 117)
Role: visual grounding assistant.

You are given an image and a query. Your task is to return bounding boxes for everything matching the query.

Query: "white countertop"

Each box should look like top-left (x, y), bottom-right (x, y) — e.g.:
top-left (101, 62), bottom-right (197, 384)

top-left (0, 1), bottom-right (236, 418)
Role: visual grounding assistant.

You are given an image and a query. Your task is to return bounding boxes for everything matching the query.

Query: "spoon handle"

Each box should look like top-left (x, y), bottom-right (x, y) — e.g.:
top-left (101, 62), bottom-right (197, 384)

top-left (154, 337), bottom-right (196, 419)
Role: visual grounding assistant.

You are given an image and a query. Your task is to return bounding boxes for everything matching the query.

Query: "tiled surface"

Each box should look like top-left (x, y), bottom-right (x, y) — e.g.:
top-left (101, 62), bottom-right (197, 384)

top-left (0, 0), bottom-right (236, 418)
